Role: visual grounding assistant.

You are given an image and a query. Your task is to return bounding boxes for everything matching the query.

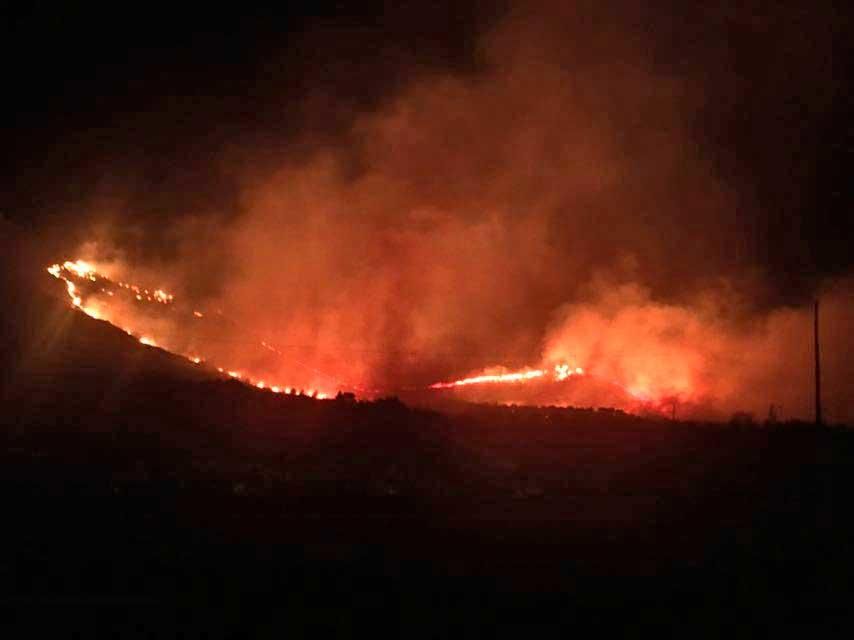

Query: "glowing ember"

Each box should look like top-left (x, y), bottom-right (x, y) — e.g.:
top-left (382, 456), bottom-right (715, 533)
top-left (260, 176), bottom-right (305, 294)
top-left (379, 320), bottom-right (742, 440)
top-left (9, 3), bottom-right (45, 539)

top-left (153, 289), bottom-right (173, 303)
top-left (554, 363), bottom-right (571, 380)
top-left (48, 258), bottom-right (337, 398)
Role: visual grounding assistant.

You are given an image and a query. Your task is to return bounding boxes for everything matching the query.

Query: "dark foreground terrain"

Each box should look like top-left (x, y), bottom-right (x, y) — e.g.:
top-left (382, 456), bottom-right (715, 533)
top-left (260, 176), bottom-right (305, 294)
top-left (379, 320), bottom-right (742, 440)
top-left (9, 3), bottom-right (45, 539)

top-left (2, 403), bottom-right (852, 636)
top-left (2, 236), bottom-right (853, 635)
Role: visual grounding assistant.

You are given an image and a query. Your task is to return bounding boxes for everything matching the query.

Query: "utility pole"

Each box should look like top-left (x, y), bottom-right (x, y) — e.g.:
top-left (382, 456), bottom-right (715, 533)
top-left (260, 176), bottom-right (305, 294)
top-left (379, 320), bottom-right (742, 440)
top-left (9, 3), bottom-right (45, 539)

top-left (814, 299), bottom-right (822, 426)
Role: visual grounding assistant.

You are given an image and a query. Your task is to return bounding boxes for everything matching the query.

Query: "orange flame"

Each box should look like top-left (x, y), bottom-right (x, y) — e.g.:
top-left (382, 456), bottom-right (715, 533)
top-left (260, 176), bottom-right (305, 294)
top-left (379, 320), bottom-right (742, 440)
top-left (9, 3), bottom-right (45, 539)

top-left (429, 368), bottom-right (546, 389)
top-left (429, 362), bottom-right (584, 390)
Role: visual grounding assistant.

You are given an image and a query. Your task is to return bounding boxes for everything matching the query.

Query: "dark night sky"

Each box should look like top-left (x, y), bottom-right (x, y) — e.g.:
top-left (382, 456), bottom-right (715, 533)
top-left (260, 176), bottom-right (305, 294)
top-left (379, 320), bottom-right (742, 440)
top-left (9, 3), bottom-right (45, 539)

top-left (0, 2), bottom-right (492, 221)
top-left (1, 1), bottom-right (852, 297)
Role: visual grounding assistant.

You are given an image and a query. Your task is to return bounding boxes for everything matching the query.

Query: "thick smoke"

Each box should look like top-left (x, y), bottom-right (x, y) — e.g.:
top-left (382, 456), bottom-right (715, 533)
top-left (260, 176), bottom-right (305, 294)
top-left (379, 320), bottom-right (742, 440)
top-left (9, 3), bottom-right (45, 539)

top-left (209, 2), bottom-right (733, 384)
top-left (70, 1), bottom-right (850, 421)
top-left (543, 277), bottom-right (854, 421)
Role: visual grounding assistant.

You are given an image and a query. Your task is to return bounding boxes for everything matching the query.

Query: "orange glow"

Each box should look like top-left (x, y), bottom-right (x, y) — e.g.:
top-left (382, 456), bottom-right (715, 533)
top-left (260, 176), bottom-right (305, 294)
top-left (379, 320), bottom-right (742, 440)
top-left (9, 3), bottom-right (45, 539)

top-left (139, 337), bottom-right (156, 347)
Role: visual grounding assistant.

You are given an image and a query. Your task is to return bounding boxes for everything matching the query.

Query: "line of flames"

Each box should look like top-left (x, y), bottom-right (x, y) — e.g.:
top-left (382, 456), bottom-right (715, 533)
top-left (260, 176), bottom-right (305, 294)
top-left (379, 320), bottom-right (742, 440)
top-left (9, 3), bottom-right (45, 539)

top-left (428, 363), bottom-right (584, 389)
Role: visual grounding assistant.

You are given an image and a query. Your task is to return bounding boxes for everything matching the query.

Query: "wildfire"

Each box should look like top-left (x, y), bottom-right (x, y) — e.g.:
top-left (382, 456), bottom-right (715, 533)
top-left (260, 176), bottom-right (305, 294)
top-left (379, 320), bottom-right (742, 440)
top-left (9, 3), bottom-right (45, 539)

top-left (45, 255), bottom-right (673, 414)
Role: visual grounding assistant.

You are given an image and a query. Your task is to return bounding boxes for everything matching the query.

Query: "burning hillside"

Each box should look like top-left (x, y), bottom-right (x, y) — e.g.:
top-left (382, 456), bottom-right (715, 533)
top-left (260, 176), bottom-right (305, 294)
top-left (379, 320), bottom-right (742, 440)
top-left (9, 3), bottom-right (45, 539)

top-left (32, 244), bottom-right (853, 424)
top-left (46, 259), bottom-right (334, 399)
top-left (43, 257), bottom-right (685, 416)
top-left (16, 0), bottom-right (851, 423)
